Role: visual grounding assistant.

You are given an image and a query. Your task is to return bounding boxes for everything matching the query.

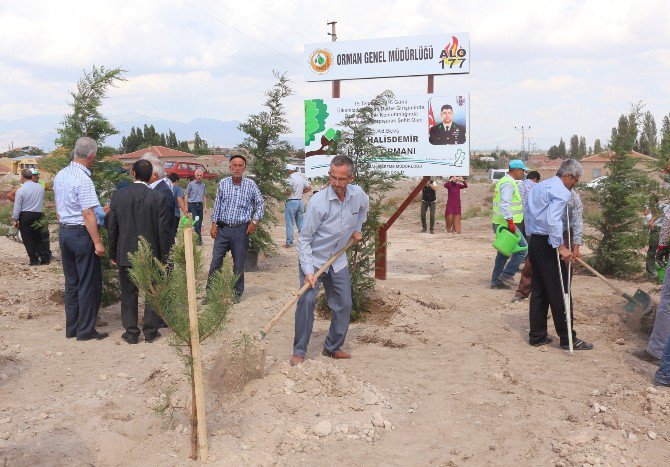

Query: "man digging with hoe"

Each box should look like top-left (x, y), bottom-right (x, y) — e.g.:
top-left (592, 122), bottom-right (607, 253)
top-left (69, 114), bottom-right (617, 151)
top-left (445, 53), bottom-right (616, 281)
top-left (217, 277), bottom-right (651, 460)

top-left (290, 155), bottom-right (369, 365)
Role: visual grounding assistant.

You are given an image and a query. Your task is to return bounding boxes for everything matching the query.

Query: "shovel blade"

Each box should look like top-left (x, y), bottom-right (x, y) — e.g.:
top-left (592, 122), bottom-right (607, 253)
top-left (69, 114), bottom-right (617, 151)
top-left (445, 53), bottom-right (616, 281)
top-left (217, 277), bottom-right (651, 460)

top-left (623, 289), bottom-right (652, 314)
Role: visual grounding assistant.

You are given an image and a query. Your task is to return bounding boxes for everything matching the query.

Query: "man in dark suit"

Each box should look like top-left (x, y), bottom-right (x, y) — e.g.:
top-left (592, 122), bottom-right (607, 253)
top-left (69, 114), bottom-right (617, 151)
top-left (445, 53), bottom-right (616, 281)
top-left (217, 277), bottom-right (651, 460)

top-left (108, 159), bottom-right (171, 344)
top-left (429, 104), bottom-right (466, 145)
top-left (141, 154), bottom-right (177, 241)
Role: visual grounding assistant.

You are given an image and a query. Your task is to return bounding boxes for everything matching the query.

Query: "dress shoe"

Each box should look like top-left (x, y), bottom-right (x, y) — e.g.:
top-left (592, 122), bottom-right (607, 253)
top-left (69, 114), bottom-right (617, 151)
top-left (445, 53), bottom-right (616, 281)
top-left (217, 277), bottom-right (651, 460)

top-left (322, 348), bottom-right (351, 359)
top-left (29, 261), bottom-right (39, 266)
top-left (289, 354), bottom-right (305, 366)
top-left (77, 330), bottom-right (109, 341)
top-left (121, 332), bottom-right (139, 344)
top-left (653, 379), bottom-right (670, 388)
top-left (632, 349), bottom-right (661, 364)
top-left (561, 338), bottom-right (593, 350)
top-left (96, 316), bottom-right (108, 327)
top-left (530, 336), bottom-right (553, 347)
top-left (511, 293), bottom-right (526, 303)
top-left (490, 282), bottom-right (511, 290)
top-left (144, 331), bottom-right (161, 343)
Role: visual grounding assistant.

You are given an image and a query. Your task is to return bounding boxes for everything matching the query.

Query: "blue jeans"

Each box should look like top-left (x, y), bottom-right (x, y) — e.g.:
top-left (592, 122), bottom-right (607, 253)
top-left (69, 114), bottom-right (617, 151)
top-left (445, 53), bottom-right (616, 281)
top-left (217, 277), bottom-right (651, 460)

top-left (285, 200), bottom-right (304, 245)
top-left (208, 224), bottom-right (248, 296)
top-left (648, 263), bottom-right (670, 358)
top-left (59, 226), bottom-right (102, 338)
top-left (293, 266), bottom-right (352, 357)
top-left (188, 203), bottom-right (204, 243)
top-left (655, 334), bottom-right (670, 385)
top-left (491, 223), bottom-right (527, 286)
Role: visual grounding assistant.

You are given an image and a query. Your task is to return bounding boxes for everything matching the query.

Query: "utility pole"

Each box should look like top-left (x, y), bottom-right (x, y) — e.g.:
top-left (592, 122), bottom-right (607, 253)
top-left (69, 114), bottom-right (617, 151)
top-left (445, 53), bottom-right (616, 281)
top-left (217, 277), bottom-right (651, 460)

top-left (514, 125), bottom-right (530, 157)
top-left (327, 21), bottom-right (340, 98)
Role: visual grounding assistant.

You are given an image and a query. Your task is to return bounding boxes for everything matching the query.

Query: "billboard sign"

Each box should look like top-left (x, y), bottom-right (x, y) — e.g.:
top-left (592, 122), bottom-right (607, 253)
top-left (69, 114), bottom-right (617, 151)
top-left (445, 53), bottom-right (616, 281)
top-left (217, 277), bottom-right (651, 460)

top-left (304, 33), bottom-right (469, 82)
top-left (304, 94), bottom-right (470, 177)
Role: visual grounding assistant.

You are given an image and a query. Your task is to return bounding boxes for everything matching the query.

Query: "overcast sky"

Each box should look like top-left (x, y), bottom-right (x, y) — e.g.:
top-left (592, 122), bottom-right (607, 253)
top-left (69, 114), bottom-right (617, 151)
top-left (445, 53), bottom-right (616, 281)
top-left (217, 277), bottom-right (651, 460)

top-left (1, 0), bottom-right (669, 152)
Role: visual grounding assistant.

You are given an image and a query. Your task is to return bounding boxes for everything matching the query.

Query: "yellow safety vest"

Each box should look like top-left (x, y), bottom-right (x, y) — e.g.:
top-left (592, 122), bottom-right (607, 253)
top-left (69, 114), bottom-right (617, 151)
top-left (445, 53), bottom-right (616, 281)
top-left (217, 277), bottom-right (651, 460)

top-left (492, 175), bottom-right (523, 225)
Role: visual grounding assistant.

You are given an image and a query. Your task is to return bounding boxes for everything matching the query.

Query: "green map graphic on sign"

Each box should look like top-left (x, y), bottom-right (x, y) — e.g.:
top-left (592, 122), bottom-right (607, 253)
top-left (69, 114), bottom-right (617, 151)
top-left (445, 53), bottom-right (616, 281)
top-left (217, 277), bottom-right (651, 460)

top-left (304, 99), bottom-right (329, 145)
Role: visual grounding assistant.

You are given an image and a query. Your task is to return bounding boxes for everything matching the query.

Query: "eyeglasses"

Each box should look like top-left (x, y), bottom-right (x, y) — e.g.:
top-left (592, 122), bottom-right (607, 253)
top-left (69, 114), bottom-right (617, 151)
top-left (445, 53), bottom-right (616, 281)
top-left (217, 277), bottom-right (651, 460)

top-left (328, 173), bottom-right (350, 183)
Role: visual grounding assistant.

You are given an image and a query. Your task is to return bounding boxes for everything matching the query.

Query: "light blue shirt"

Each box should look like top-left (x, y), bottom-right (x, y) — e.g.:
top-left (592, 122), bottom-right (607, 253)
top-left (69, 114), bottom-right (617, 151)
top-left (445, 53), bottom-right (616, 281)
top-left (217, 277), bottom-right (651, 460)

top-left (525, 176), bottom-right (572, 248)
top-left (186, 180), bottom-right (206, 203)
top-left (12, 181), bottom-right (44, 220)
top-left (298, 184), bottom-right (369, 276)
top-left (53, 162), bottom-right (101, 225)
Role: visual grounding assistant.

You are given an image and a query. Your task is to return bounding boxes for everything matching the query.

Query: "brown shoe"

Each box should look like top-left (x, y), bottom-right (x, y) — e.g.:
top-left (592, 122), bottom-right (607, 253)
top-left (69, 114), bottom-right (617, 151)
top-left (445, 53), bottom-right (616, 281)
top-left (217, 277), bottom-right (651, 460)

top-left (632, 349), bottom-right (661, 364)
top-left (96, 316), bottom-right (108, 327)
top-left (289, 354), bottom-right (305, 366)
top-left (322, 348), bottom-right (351, 359)
top-left (511, 293), bottom-right (526, 303)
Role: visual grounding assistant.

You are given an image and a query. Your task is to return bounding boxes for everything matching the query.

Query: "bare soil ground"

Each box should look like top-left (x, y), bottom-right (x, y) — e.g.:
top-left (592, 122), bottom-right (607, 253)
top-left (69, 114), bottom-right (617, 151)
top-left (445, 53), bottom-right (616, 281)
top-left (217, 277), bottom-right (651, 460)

top-left (1, 180), bottom-right (669, 466)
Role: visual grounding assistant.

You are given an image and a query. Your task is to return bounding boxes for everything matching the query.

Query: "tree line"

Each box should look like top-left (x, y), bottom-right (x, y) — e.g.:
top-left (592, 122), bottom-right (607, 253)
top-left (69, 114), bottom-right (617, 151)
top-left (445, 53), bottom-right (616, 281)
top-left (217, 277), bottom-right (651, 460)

top-left (118, 125), bottom-right (209, 155)
top-left (547, 110), bottom-right (670, 161)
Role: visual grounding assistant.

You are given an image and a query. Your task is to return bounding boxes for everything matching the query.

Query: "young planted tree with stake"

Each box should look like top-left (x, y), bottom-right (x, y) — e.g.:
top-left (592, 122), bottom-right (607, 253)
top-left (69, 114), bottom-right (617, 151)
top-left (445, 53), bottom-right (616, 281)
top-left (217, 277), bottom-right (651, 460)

top-left (238, 72), bottom-right (294, 263)
top-left (129, 221), bottom-right (237, 460)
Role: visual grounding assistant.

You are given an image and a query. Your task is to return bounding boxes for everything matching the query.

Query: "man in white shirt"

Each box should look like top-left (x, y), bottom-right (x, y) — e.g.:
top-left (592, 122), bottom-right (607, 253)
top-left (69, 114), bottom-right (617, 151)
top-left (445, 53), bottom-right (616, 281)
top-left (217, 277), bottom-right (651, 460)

top-left (284, 164), bottom-right (312, 248)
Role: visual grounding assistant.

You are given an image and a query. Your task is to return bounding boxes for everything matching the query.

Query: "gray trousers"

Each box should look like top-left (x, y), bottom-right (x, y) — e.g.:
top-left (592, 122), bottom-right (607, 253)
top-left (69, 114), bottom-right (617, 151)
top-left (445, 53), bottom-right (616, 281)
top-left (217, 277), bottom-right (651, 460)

top-left (648, 267), bottom-right (670, 358)
top-left (293, 266), bottom-right (352, 357)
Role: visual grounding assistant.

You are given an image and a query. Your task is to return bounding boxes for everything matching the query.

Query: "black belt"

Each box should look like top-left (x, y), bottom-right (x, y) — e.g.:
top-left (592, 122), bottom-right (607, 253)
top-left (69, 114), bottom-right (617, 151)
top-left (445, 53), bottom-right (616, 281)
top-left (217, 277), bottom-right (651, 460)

top-left (530, 234), bottom-right (549, 238)
top-left (59, 224), bottom-right (86, 230)
top-left (188, 202), bottom-right (203, 205)
top-left (287, 199), bottom-right (302, 201)
top-left (216, 221), bottom-right (247, 228)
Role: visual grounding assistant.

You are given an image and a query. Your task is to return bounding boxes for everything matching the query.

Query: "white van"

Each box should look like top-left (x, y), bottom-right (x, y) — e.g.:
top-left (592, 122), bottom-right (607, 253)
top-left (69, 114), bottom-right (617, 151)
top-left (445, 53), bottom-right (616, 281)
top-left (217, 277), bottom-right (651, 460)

top-left (488, 169), bottom-right (509, 182)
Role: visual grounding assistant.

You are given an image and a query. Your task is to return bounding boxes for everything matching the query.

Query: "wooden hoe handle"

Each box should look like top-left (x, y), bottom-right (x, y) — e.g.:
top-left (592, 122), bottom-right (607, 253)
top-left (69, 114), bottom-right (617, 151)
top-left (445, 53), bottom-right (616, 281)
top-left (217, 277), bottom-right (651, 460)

top-left (257, 238), bottom-right (355, 339)
top-left (574, 257), bottom-right (627, 296)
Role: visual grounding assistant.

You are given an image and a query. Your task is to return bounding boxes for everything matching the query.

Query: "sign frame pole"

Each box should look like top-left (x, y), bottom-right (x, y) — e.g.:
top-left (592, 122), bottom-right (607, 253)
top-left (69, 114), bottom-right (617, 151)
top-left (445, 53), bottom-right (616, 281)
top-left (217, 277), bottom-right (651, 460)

top-left (374, 75), bottom-right (435, 280)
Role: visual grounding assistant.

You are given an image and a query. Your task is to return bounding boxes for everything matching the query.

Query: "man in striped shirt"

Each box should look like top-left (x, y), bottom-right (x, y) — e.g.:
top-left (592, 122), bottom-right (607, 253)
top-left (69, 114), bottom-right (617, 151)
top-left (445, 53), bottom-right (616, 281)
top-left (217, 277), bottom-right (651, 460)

top-left (208, 155), bottom-right (264, 299)
top-left (53, 137), bottom-right (108, 341)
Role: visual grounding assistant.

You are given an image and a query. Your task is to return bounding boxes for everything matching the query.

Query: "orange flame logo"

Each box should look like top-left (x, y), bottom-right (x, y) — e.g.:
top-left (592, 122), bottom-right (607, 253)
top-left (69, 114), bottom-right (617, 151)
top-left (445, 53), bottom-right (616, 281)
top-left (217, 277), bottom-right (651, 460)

top-left (444, 36), bottom-right (459, 57)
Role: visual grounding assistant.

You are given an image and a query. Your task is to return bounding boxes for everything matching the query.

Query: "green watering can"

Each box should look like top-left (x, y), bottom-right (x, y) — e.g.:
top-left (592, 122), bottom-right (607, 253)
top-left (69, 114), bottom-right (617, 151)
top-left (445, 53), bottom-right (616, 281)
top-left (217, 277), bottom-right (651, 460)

top-left (658, 263), bottom-right (666, 284)
top-left (492, 224), bottom-right (528, 257)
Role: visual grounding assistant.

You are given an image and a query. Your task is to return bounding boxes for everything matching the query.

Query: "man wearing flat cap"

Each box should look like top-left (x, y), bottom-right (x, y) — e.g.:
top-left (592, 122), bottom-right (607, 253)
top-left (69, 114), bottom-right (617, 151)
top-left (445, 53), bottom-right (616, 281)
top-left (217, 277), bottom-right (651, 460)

top-left (208, 155), bottom-right (265, 300)
top-left (429, 104), bottom-right (466, 145)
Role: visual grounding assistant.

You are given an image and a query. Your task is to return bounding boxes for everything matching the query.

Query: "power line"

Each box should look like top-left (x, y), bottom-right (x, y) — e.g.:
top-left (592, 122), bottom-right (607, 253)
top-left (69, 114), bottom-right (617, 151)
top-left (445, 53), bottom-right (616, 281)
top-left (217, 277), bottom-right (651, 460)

top-left (207, 0), bottom-right (301, 52)
top-left (182, 0), bottom-right (302, 66)
top-left (245, 0), bottom-right (309, 39)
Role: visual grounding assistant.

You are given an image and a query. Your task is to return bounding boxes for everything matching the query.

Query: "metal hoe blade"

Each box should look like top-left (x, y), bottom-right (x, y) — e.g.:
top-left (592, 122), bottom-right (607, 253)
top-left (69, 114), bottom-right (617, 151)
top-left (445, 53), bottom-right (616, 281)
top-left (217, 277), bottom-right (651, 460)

top-left (623, 289), bottom-right (652, 314)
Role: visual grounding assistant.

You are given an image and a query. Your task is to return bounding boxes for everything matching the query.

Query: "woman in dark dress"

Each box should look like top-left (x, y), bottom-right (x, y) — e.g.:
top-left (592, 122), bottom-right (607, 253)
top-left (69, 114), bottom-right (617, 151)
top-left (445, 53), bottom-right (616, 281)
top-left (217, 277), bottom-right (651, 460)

top-left (444, 176), bottom-right (468, 233)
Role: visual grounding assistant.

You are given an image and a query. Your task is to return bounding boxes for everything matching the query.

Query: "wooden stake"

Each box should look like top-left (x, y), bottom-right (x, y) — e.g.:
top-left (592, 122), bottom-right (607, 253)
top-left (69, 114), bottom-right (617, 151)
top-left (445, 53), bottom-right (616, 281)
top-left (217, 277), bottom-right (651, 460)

top-left (184, 227), bottom-right (208, 461)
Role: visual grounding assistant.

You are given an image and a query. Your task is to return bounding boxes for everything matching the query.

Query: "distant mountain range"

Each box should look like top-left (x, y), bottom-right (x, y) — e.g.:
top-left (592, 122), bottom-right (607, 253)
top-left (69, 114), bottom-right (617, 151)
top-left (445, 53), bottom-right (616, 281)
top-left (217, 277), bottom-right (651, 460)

top-left (0, 114), bottom-right (303, 153)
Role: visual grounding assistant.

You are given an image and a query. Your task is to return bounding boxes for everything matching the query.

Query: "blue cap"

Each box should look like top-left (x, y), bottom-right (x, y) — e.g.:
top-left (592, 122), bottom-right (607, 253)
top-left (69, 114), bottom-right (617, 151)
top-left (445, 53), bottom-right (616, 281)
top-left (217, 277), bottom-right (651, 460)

top-left (509, 159), bottom-right (529, 170)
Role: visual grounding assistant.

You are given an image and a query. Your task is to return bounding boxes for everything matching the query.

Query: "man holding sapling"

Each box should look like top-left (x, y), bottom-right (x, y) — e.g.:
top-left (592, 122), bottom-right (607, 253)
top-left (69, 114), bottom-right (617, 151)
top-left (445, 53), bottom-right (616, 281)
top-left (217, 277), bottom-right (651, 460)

top-left (290, 155), bottom-right (369, 365)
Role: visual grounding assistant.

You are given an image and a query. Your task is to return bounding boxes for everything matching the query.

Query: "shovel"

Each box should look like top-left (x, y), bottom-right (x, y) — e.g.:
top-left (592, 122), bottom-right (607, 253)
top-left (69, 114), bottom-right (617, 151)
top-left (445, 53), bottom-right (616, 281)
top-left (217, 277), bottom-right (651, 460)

top-left (257, 238), bottom-right (355, 340)
top-left (574, 257), bottom-right (652, 314)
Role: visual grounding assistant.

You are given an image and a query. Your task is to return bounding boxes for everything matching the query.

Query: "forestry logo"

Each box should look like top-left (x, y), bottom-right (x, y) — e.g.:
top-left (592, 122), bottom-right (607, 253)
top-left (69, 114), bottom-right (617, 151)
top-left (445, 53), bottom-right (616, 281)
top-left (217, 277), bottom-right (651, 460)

top-left (438, 36), bottom-right (467, 70)
top-left (309, 49), bottom-right (333, 75)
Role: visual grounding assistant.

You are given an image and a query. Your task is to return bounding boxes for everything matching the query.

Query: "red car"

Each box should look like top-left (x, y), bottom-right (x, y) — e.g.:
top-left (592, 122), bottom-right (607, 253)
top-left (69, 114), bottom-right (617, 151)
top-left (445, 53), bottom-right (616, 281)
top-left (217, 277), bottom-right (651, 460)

top-left (164, 161), bottom-right (218, 181)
